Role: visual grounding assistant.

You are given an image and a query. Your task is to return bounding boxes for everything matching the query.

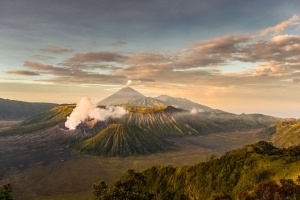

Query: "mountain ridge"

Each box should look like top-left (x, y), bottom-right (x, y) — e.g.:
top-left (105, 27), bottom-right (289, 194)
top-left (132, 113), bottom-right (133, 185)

top-left (0, 98), bottom-right (56, 120)
top-left (98, 87), bottom-right (220, 112)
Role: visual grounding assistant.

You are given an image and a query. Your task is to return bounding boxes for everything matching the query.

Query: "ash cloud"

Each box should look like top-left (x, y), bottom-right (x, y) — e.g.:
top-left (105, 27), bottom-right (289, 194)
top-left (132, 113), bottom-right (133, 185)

top-left (65, 97), bottom-right (128, 130)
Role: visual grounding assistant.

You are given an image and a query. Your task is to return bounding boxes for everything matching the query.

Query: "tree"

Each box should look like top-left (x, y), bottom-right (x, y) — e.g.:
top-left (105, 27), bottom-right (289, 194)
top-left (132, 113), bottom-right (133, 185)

top-left (93, 169), bottom-right (154, 200)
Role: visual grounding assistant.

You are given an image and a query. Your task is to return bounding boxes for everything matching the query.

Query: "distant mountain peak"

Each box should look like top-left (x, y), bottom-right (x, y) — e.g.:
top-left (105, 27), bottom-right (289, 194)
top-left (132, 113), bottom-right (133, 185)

top-left (155, 95), bottom-right (219, 112)
top-left (97, 87), bottom-right (223, 112)
top-left (97, 87), bottom-right (145, 106)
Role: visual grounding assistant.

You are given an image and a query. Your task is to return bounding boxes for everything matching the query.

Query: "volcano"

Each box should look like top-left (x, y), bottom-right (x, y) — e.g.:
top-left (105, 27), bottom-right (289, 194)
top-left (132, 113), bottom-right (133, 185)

top-left (98, 87), bottom-right (221, 112)
top-left (97, 87), bottom-right (145, 106)
top-left (1, 87), bottom-right (282, 157)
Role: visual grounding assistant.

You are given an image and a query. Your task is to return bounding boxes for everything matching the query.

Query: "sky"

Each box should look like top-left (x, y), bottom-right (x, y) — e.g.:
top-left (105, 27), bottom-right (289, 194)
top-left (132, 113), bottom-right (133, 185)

top-left (1, 0), bottom-right (300, 118)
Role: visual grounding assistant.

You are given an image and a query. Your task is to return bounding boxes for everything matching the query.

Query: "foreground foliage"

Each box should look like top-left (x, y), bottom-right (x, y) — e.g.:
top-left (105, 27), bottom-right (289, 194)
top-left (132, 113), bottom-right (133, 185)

top-left (93, 141), bottom-right (300, 199)
top-left (0, 183), bottom-right (13, 200)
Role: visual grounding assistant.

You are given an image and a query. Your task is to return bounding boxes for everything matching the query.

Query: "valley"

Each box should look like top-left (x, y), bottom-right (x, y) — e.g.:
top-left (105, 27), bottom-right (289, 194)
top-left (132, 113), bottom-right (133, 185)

top-left (2, 2), bottom-right (300, 198)
top-left (0, 127), bottom-right (267, 200)
top-left (0, 87), bottom-right (298, 199)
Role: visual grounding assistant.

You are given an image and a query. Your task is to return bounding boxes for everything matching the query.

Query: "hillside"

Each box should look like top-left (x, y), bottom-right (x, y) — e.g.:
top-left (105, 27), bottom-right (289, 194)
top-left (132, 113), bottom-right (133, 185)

top-left (0, 98), bottom-right (56, 120)
top-left (155, 95), bottom-right (217, 112)
top-left (74, 106), bottom-right (279, 156)
top-left (261, 120), bottom-right (300, 148)
top-left (93, 141), bottom-right (300, 199)
top-left (0, 104), bottom-right (74, 136)
top-left (76, 124), bottom-right (174, 156)
top-left (1, 104), bottom-right (280, 156)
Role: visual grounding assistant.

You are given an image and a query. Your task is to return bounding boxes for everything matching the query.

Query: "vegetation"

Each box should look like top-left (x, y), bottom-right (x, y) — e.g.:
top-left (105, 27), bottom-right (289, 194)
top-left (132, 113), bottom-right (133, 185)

top-left (262, 120), bottom-right (300, 148)
top-left (0, 105), bottom-right (74, 136)
top-left (125, 106), bottom-right (167, 113)
top-left (76, 124), bottom-right (174, 156)
top-left (0, 183), bottom-right (13, 200)
top-left (93, 169), bottom-right (154, 200)
top-left (0, 98), bottom-right (55, 120)
top-left (93, 141), bottom-right (300, 199)
top-left (241, 179), bottom-right (300, 199)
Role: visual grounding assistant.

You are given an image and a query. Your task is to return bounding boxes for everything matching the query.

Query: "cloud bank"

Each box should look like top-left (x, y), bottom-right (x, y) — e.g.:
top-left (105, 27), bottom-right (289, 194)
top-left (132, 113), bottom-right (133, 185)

top-left (6, 15), bottom-right (300, 91)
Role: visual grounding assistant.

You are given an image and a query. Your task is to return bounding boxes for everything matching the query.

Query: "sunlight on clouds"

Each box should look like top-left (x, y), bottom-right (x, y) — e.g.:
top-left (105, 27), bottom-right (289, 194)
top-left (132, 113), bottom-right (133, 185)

top-left (259, 15), bottom-right (300, 36)
top-left (2, 14), bottom-right (300, 117)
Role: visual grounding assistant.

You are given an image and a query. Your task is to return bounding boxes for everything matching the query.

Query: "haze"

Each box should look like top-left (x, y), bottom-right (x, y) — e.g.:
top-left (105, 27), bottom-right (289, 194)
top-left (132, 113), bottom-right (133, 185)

top-left (1, 0), bottom-right (300, 118)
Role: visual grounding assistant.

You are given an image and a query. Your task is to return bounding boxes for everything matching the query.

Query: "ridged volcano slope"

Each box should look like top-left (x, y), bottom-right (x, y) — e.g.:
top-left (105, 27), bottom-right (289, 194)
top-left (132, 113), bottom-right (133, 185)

top-left (110, 107), bottom-right (279, 137)
top-left (116, 107), bottom-right (198, 136)
top-left (76, 124), bottom-right (174, 156)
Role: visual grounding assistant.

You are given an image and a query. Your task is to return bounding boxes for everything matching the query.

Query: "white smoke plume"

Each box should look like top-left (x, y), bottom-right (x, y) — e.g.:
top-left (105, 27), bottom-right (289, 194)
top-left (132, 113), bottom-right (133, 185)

top-left (126, 80), bottom-right (132, 86)
top-left (190, 108), bottom-right (204, 114)
top-left (65, 97), bottom-right (128, 130)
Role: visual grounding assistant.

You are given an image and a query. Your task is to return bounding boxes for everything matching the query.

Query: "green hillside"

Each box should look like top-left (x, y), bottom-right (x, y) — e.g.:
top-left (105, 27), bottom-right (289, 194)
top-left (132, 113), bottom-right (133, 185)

top-left (0, 98), bottom-right (56, 120)
top-left (76, 124), bottom-right (175, 156)
top-left (0, 104), bottom-right (74, 136)
top-left (262, 120), bottom-right (300, 148)
top-left (93, 141), bottom-right (300, 199)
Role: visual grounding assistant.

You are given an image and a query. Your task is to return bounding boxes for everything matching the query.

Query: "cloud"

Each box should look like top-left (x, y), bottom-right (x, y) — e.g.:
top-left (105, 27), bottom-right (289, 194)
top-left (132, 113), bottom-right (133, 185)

top-left (37, 71), bottom-right (127, 85)
top-left (123, 52), bottom-right (172, 65)
top-left (24, 61), bottom-right (71, 75)
top-left (33, 55), bottom-right (56, 61)
top-left (67, 52), bottom-right (127, 63)
top-left (293, 78), bottom-right (300, 83)
top-left (176, 35), bottom-right (251, 68)
top-left (238, 35), bottom-right (300, 63)
top-left (6, 15), bottom-right (300, 90)
top-left (111, 40), bottom-right (127, 46)
top-left (259, 15), bottom-right (300, 36)
top-left (126, 80), bottom-right (132, 86)
top-left (40, 45), bottom-right (75, 54)
top-left (24, 61), bottom-right (58, 71)
top-left (253, 63), bottom-right (292, 76)
top-left (190, 108), bottom-right (204, 114)
top-left (6, 70), bottom-right (40, 76)
top-left (23, 60), bottom-right (127, 84)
